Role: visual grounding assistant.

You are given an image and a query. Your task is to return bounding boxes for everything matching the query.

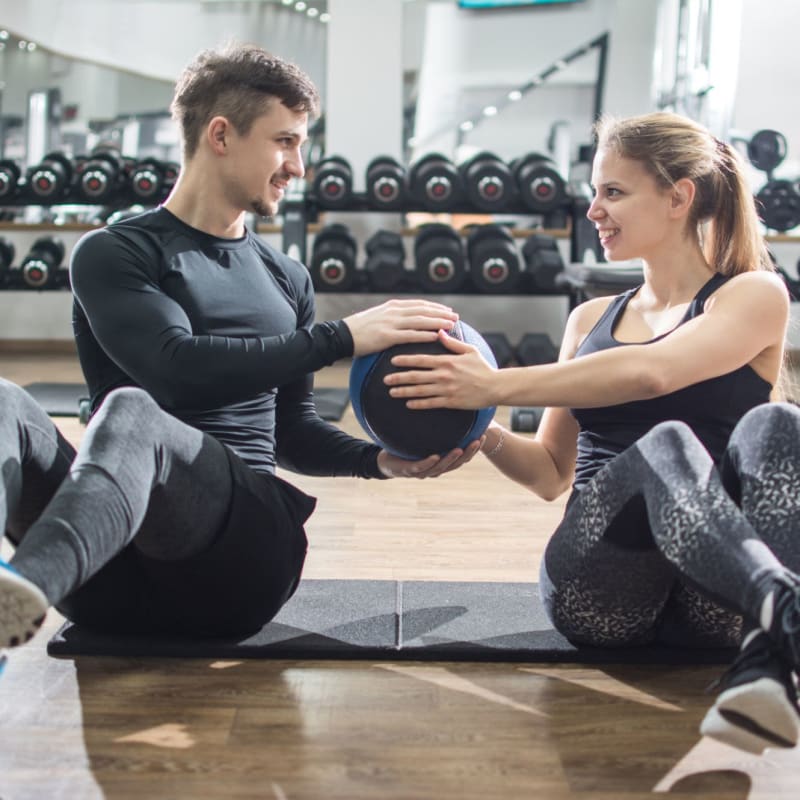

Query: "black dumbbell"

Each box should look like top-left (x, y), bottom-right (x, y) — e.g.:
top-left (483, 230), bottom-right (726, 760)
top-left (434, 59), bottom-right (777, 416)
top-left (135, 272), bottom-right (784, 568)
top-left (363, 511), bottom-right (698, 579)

top-left (26, 152), bottom-right (74, 202)
top-left (364, 230), bottom-right (407, 292)
top-left (480, 332), bottom-right (515, 367)
top-left (747, 129), bottom-right (787, 175)
top-left (309, 224), bottom-right (358, 291)
top-left (521, 233), bottom-right (566, 293)
top-left (0, 160), bottom-right (21, 202)
top-left (459, 151), bottom-right (515, 213)
top-left (515, 332), bottom-right (559, 366)
top-left (756, 180), bottom-right (800, 232)
top-left (0, 236), bottom-right (15, 286)
top-left (129, 158), bottom-right (167, 203)
top-left (510, 406), bottom-right (544, 433)
top-left (366, 156), bottom-right (408, 211)
top-left (408, 153), bottom-right (465, 211)
top-left (466, 224), bottom-right (522, 294)
top-left (312, 155), bottom-right (353, 209)
top-left (17, 237), bottom-right (65, 289)
top-left (76, 150), bottom-right (124, 203)
top-left (511, 152), bottom-right (567, 214)
top-left (414, 223), bottom-right (467, 293)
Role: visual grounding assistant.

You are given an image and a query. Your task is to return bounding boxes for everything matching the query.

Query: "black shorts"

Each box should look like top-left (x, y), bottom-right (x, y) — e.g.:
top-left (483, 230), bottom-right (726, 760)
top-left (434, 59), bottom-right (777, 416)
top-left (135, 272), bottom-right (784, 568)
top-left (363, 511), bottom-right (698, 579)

top-left (56, 447), bottom-right (315, 637)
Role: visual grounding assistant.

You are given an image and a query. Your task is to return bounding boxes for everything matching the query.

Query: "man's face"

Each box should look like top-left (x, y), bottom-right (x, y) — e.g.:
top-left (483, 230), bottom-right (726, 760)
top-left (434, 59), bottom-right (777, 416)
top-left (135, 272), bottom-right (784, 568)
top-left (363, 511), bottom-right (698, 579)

top-left (224, 101), bottom-right (309, 219)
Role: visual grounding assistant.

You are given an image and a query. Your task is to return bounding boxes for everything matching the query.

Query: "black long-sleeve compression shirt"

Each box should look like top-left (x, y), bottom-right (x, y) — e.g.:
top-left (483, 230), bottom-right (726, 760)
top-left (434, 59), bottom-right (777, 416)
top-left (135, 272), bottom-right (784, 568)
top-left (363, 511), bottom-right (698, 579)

top-left (70, 206), bottom-right (384, 478)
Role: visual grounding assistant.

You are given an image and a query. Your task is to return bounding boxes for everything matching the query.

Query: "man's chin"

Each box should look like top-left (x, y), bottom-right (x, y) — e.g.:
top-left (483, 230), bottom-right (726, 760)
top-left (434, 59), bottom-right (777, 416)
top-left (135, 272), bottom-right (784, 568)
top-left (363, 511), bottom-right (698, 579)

top-left (250, 199), bottom-right (276, 219)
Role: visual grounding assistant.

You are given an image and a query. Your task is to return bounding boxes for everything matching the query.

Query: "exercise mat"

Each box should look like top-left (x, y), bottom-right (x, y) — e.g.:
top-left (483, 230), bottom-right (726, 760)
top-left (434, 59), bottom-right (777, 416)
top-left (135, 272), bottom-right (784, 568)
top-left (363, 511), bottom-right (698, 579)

top-left (48, 580), bottom-right (736, 664)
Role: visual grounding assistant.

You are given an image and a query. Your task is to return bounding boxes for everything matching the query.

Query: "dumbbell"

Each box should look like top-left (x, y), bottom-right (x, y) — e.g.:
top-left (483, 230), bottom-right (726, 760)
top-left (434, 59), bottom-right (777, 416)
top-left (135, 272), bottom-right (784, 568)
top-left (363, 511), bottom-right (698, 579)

top-left (364, 230), bottom-right (407, 292)
top-left (466, 224), bottom-right (522, 294)
top-left (0, 160), bottom-right (21, 202)
top-left (129, 158), bottom-right (166, 203)
top-left (312, 155), bottom-right (354, 209)
top-left (309, 223), bottom-right (358, 291)
top-left (366, 156), bottom-right (408, 211)
top-left (0, 236), bottom-right (15, 286)
top-left (459, 151), bottom-right (515, 213)
top-left (521, 233), bottom-right (566, 293)
top-left (747, 129), bottom-right (787, 175)
top-left (515, 332), bottom-right (559, 366)
top-left (408, 153), bottom-right (465, 211)
top-left (480, 332), bottom-right (515, 367)
top-left (26, 152), bottom-right (74, 202)
top-left (76, 150), bottom-right (124, 203)
top-left (17, 237), bottom-right (65, 289)
top-left (413, 223), bottom-right (467, 293)
top-left (756, 180), bottom-right (800, 232)
top-left (510, 152), bottom-right (567, 214)
top-left (510, 406), bottom-right (544, 433)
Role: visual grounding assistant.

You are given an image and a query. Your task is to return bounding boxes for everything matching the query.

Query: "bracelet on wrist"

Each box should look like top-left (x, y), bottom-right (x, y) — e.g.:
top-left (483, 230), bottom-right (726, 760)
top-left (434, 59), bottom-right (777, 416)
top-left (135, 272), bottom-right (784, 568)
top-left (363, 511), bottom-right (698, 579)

top-left (483, 429), bottom-right (505, 457)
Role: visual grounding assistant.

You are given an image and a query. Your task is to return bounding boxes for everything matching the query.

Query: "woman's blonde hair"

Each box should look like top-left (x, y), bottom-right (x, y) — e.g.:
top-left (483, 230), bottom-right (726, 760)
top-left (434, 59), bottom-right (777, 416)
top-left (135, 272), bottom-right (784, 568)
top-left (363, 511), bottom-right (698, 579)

top-left (594, 111), bottom-right (772, 277)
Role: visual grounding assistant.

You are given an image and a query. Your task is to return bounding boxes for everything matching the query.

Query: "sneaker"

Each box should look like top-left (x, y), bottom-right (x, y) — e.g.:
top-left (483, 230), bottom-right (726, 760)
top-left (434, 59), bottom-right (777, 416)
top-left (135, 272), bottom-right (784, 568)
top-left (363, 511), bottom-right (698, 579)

top-left (768, 571), bottom-right (800, 671)
top-left (0, 559), bottom-right (48, 648)
top-left (700, 630), bottom-right (799, 754)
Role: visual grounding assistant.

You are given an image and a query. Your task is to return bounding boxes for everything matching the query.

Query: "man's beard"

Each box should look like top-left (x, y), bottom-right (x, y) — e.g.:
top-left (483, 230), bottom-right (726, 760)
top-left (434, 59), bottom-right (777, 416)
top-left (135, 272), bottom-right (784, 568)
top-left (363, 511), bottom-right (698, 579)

top-left (250, 197), bottom-right (274, 219)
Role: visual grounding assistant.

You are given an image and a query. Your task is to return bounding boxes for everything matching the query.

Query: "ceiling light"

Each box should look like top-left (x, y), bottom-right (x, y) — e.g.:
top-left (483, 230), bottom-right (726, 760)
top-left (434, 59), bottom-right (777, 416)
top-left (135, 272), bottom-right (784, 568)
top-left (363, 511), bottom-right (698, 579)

top-left (508, 90), bottom-right (522, 101)
top-left (482, 105), bottom-right (498, 117)
top-left (319, 12), bottom-right (330, 22)
top-left (460, 121), bottom-right (474, 132)
top-left (307, 7), bottom-right (319, 16)
top-left (295, 1), bottom-right (307, 10)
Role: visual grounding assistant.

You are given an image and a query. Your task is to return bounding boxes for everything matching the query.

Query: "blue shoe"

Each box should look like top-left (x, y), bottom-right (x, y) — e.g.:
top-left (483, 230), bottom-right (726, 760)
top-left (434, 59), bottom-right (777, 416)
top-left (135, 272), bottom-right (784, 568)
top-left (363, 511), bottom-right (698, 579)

top-left (700, 630), bottom-right (799, 753)
top-left (0, 559), bottom-right (48, 648)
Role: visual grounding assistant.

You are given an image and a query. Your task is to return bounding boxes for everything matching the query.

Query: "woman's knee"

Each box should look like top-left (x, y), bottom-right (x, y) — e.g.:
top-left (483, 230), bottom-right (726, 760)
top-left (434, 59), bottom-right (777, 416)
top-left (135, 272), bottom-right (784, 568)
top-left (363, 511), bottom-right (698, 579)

top-left (730, 402), bottom-right (800, 453)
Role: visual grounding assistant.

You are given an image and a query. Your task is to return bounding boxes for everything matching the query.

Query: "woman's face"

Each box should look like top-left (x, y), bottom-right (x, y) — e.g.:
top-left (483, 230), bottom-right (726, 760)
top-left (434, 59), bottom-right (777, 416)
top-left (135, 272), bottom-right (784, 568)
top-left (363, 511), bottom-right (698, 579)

top-left (587, 147), bottom-right (676, 262)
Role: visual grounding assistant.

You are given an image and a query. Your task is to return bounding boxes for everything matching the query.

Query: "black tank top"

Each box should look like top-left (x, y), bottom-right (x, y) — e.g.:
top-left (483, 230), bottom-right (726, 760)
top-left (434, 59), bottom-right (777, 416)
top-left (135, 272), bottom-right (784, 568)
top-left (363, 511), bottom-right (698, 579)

top-left (570, 272), bottom-right (772, 491)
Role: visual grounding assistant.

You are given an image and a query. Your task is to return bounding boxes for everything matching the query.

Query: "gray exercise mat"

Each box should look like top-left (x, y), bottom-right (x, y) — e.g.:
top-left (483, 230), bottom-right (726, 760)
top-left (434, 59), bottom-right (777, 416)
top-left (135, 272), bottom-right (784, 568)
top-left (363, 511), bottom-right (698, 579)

top-left (47, 580), bottom-right (736, 664)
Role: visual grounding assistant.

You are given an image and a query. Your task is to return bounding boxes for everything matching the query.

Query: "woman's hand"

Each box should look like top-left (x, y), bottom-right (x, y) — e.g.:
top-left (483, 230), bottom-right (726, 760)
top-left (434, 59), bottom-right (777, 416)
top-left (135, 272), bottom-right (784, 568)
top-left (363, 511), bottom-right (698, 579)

top-left (343, 299), bottom-right (459, 357)
top-left (385, 329), bottom-right (498, 410)
top-left (376, 437), bottom-right (484, 478)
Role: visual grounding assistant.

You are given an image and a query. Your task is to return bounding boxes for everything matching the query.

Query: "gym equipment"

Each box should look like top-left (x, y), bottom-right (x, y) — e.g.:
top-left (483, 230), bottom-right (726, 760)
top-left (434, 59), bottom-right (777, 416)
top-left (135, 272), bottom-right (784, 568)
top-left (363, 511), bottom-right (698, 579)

top-left (25, 152), bottom-right (74, 202)
top-left (511, 152), bottom-right (567, 214)
top-left (408, 152), bottom-right (465, 211)
top-left (459, 151), bottom-right (515, 212)
top-left (521, 233), bottom-right (566, 293)
top-left (413, 223), bottom-right (467, 293)
top-left (49, 577), bottom-right (736, 664)
top-left (756, 180), bottom-right (800, 232)
top-left (515, 332), bottom-right (558, 366)
top-left (364, 230), bottom-right (408, 292)
top-left (747, 129), bottom-right (787, 175)
top-left (129, 158), bottom-right (167, 203)
top-left (510, 406), bottom-right (543, 433)
top-left (365, 155), bottom-right (408, 211)
top-left (0, 236), bottom-right (15, 279)
top-left (311, 155), bottom-right (353, 209)
top-left (0, 159), bottom-right (21, 201)
top-left (16, 237), bottom-right (65, 289)
top-left (309, 224), bottom-right (358, 291)
top-left (560, 262), bottom-right (644, 309)
top-left (466, 224), bottom-right (522, 294)
top-left (480, 332), bottom-right (515, 367)
top-left (76, 150), bottom-right (124, 203)
top-left (349, 320), bottom-right (497, 459)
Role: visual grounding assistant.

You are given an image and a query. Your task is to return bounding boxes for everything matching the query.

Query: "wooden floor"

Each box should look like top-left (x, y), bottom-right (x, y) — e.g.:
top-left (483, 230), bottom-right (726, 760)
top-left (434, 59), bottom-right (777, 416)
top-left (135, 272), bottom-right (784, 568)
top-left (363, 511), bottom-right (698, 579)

top-left (1, 348), bottom-right (799, 800)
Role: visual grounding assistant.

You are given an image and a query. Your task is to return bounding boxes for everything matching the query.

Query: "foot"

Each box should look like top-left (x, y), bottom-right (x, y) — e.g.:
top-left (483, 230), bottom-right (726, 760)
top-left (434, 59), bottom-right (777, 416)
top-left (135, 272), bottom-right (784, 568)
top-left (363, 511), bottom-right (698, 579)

top-left (700, 630), bottom-right (799, 754)
top-left (0, 559), bottom-right (48, 648)
top-left (767, 571), bottom-right (800, 671)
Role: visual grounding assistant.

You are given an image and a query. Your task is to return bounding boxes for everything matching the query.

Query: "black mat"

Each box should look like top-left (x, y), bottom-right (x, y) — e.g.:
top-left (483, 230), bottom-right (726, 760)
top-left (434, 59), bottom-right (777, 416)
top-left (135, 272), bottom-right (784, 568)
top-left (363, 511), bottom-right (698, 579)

top-left (22, 383), bottom-right (350, 422)
top-left (47, 580), bottom-right (737, 664)
top-left (23, 382), bottom-right (88, 416)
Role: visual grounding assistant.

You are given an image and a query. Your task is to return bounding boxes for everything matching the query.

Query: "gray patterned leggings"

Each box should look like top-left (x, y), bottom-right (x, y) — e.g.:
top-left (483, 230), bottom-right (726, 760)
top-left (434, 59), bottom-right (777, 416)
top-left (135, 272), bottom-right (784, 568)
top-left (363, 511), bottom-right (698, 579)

top-left (540, 402), bottom-right (800, 648)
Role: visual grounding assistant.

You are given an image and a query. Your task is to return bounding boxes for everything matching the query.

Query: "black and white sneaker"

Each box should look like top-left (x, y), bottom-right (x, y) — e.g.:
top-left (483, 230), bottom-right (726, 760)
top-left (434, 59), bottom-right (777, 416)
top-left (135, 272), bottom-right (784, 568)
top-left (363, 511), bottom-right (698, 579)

top-left (0, 559), bottom-right (48, 649)
top-left (700, 629), bottom-right (799, 753)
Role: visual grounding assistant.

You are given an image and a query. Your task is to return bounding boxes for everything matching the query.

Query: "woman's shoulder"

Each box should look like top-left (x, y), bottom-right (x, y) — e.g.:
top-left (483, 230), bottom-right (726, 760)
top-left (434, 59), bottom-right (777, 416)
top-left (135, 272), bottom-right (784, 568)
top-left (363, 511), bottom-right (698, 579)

top-left (709, 269), bottom-right (789, 310)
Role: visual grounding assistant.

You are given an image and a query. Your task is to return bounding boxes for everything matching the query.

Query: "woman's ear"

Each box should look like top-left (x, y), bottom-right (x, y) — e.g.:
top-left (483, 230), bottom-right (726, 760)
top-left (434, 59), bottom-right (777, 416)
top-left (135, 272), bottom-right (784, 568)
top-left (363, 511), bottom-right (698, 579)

top-left (670, 177), bottom-right (696, 218)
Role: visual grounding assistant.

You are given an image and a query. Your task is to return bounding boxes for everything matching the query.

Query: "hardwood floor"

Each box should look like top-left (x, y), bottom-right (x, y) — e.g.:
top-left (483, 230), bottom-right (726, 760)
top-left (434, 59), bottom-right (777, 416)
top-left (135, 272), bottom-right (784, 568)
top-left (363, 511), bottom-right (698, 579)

top-left (1, 348), bottom-right (798, 800)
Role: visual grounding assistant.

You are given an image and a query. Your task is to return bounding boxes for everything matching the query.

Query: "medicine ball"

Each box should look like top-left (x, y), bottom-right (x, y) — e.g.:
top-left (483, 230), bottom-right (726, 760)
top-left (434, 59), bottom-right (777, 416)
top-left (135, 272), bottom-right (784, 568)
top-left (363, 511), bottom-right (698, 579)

top-left (349, 321), bottom-right (497, 459)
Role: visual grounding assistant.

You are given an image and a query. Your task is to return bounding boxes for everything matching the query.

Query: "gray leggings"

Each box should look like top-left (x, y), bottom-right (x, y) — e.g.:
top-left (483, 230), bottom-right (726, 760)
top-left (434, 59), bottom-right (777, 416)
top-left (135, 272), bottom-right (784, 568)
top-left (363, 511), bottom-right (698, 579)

top-left (541, 402), bottom-right (800, 648)
top-left (1, 379), bottom-right (310, 636)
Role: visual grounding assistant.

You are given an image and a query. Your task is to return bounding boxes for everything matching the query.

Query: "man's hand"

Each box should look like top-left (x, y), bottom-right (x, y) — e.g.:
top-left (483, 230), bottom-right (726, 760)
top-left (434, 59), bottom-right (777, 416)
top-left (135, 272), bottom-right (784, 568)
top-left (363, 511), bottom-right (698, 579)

top-left (376, 438), bottom-right (484, 479)
top-left (343, 299), bottom-right (459, 357)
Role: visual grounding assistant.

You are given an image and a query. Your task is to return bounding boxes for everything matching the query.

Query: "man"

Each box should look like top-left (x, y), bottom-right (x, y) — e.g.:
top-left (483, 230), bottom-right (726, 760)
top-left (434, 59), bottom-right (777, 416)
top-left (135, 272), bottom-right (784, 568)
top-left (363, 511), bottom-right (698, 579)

top-left (0, 42), bottom-right (478, 651)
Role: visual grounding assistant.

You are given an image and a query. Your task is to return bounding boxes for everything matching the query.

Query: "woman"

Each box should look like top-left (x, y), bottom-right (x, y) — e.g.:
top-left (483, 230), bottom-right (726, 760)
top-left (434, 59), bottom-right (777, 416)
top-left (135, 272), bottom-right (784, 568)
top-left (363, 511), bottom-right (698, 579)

top-left (387, 111), bottom-right (800, 754)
